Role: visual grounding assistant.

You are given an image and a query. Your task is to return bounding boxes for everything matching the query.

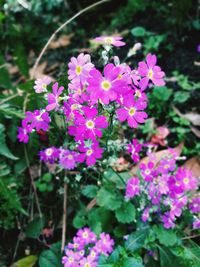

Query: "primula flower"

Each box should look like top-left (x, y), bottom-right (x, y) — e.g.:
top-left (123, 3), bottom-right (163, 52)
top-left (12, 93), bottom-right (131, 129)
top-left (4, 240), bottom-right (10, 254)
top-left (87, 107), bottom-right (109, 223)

top-left (68, 107), bottom-right (108, 141)
top-left (68, 53), bottom-right (94, 85)
top-left (39, 146), bottom-right (60, 164)
top-left (77, 140), bottom-right (103, 166)
top-left (79, 257), bottom-right (97, 267)
top-left (94, 233), bottom-right (114, 256)
top-left (141, 207), bottom-right (150, 222)
top-left (63, 97), bottom-right (82, 122)
top-left (189, 197), bottom-right (200, 213)
top-left (33, 76), bottom-right (51, 93)
top-left (193, 219), bottom-right (200, 229)
top-left (23, 110), bottom-right (50, 132)
top-left (87, 63), bottom-right (127, 105)
top-left (125, 177), bottom-right (140, 199)
top-left (46, 82), bottom-right (64, 111)
top-left (17, 125), bottom-right (32, 143)
top-left (127, 138), bottom-right (142, 162)
top-left (93, 36), bottom-right (125, 47)
top-left (76, 227), bottom-right (97, 246)
top-left (62, 250), bottom-right (80, 267)
top-left (161, 212), bottom-right (175, 229)
top-left (140, 161), bottom-right (155, 182)
top-left (157, 157), bottom-right (176, 174)
top-left (59, 149), bottom-right (79, 170)
top-left (117, 97), bottom-right (147, 128)
top-left (138, 53), bottom-right (165, 90)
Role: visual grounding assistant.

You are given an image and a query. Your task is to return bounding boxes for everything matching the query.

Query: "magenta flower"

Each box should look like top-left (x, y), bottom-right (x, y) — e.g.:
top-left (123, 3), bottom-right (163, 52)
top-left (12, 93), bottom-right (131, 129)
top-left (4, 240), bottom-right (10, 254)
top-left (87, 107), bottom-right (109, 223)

top-left (62, 250), bottom-right (81, 267)
top-left (33, 76), bottom-right (51, 93)
top-left (79, 257), bottom-right (97, 267)
top-left (140, 161), bottom-right (155, 182)
top-left (197, 44), bottom-right (200, 53)
top-left (68, 53), bottom-right (94, 85)
top-left (125, 177), bottom-right (140, 199)
top-left (161, 212), bottom-right (175, 229)
top-left (77, 140), bottom-right (103, 166)
top-left (117, 97), bottom-right (147, 128)
top-left (189, 197), bottom-right (200, 213)
top-left (39, 146), bottom-right (60, 164)
top-left (93, 36), bottom-right (126, 47)
top-left (157, 174), bottom-right (169, 194)
top-left (59, 149), bottom-right (79, 170)
top-left (87, 63), bottom-right (127, 105)
top-left (193, 219), bottom-right (200, 229)
top-left (17, 125), bottom-right (32, 143)
top-left (127, 138), bottom-right (142, 162)
top-left (157, 157), bottom-right (176, 174)
top-left (23, 110), bottom-right (50, 132)
top-left (68, 107), bottom-right (108, 141)
top-left (63, 97), bottom-right (82, 122)
top-left (141, 207), bottom-right (150, 222)
top-left (138, 53), bottom-right (165, 90)
top-left (76, 227), bottom-right (97, 246)
top-left (46, 82), bottom-right (64, 111)
top-left (94, 233), bottom-right (114, 256)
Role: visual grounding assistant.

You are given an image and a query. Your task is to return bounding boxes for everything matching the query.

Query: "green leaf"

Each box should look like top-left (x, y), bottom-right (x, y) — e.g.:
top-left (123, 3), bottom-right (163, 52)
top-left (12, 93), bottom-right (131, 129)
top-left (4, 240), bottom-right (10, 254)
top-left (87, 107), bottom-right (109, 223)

top-left (152, 86), bottom-right (172, 101)
top-left (153, 225), bottom-right (178, 246)
top-left (0, 124), bottom-right (19, 160)
top-left (96, 186), bottom-right (122, 211)
top-left (125, 228), bottom-right (149, 252)
top-left (123, 257), bottom-right (144, 267)
top-left (25, 217), bottom-right (44, 239)
top-left (42, 173), bottom-right (52, 182)
top-left (73, 214), bottom-right (86, 229)
top-left (131, 26), bottom-right (146, 37)
top-left (39, 250), bottom-right (62, 267)
top-left (82, 185), bottom-right (98, 198)
top-left (158, 246), bottom-right (175, 267)
top-left (0, 105), bottom-right (24, 119)
top-left (115, 202), bottom-right (135, 224)
top-left (103, 168), bottom-right (130, 189)
top-left (11, 255), bottom-right (38, 267)
top-left (174, 91), bottom-right (190, 103)
top-left (13, 44), bottom-right (29, 78)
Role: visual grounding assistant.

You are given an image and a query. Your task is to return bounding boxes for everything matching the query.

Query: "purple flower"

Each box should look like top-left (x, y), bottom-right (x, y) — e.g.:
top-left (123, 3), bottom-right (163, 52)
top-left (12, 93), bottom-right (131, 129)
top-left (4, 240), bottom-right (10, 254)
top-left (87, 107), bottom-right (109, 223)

top-left (157, 157), bottom-right (176, 174)
top-left (79, 257), bottom-right (97, 267)
top-left (93, 36), bottom-right (126, 47)
top-left (161, 212), bottom-right (175, 229)
top-left (193, 219), bottom-right (200, 229)
top-left (87, 63), bottom-right (127, 105)
top-left (62, 250), bottom-right (81, 267)
top-left (68, 53), bottom-right (94, 85)
top-left (77, 140), bottom-right (103, 166)
top-left (127, 138), bottom-right (142, 163)
top-left (117, 96), bottom-right (148, 128)
top-left (17, 125), bottom-right (32, 143)
top-left (46, 82), bottom-right (64, 111)
top-left (94, 233), bottom-right (114, 256)
top-left (189, 197), bottom-right (200, 213)
top-left (68, 107), bottom-right (108, 141)
top-left (33, 76), bottom-right (51, 93)
top-left (59, 149), bottom-right (79, 170)
top-left (24, 110), bottom-right (50, 132)
top-left (140, 161), bottom-right (155, 182)
top-left (138, 53), bottom-right (165, 90)
top-left (125, 177), bottom-right (140, 199)
top-left (197, 44), bottom-right (200, 53)
top-left (142, 207), bottom-right (150, 222)
top-left (39, 147), bottom-right (60, 164)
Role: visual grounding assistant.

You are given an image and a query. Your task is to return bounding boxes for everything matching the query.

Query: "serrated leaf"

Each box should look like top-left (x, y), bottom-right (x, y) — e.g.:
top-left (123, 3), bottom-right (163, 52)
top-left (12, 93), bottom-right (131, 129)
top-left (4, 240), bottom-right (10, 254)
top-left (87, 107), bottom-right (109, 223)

top-left (0, 124), bottom-right (18, 160)
top-left (96, 186), bottom-right (122, 211)
top-left (115, 202), bottom-right (135, 224)
top-left (39, 250), bottom-right (62, 267)
top-left (153, 86), bottom-right (172, 101)
top-left (82, 185), bottom-right (98, 198)
top-left (125, 228), bottom-right (149, 252)
top-left (153, 225), bottom-right (178, 246)
top-left (73, 214), bottom-right (86, 229)
top-left (25, 217), bottom-right (44, 238)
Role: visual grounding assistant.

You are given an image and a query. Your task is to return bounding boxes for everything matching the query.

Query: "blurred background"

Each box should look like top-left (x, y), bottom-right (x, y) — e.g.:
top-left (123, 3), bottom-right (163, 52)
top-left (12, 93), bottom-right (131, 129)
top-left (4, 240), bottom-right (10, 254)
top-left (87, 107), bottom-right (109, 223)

top-left (0, 0), bottom-right (200, 265)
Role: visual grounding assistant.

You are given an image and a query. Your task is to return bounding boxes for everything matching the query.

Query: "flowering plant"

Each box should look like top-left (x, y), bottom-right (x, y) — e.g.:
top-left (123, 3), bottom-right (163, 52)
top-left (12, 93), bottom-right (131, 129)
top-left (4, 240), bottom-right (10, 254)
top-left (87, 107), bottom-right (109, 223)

top-left (17, 35), bottom-right (199, 267)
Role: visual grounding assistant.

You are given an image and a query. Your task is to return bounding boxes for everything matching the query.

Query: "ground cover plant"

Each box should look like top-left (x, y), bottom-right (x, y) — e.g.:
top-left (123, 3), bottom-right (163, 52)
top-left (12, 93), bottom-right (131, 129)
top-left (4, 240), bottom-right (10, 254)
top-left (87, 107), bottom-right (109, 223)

top-left (0, 0), bottom-right (200, 266)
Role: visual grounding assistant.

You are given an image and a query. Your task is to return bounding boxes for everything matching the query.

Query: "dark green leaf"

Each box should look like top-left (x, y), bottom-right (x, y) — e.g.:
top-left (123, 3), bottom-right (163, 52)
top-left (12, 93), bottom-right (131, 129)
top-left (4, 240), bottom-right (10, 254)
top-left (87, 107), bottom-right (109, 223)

top-left (82, 185), bottom-right (98, 198)
top-left (25, 217), bottom-right (44, 239)
top-left (115, 202), bottom-right (135, 224)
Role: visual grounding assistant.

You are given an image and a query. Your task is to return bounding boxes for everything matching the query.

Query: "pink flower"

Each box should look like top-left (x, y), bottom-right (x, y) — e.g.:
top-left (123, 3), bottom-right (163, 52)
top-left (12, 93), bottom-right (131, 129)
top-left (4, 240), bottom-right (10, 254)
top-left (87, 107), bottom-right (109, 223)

top-left (33, 76), bottom-right (51, 93)
top-left (17, 125), bottom-right (32, 143)
top-left (141, 207), bottom-right (150, 222)
top-left (93, 36), bottom-right (126, 47)
top-left (77, 227), bottom-right (97, 246)
top-left (140, 161), bottom-right (155, 182)
top-left (39, 146), bottom-right (60, 164)
top-left (68, 53), bottom-right (94, 85)
top-left (68, 107), bottom-right (108, 141)
top-left (125, 177), bottom-right (140, 199)
top-left (117, 96), bottom-right (147, 128)
top-left (87, 63), bottom-right (127, 105)
top-left (127, 138), bottom-right (142, 163)
top-left (23, 110), bottom-right (50, 131)
top-left (94, 233), bottom-right (114, 256)
top-left (59, 149), bottom-right (79, 170)
top-left (46, 82), bottom-right (64, 111)
top-left (63, 97), bottom-right (82, 122)
top-left (138, 53), bottom-right (165, 90)
top-left (77, 140), bottom-right (103, 166)
top-left (161, 212), bottom-right (175, 229)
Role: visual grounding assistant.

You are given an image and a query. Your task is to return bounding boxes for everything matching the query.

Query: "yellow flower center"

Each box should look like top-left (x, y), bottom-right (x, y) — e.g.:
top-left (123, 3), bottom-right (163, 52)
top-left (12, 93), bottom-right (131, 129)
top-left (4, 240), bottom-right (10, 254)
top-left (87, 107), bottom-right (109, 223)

top-left (164, 164), bottom-right (170, 169)
top-left (86, 120), bottom-right (95, 129)
top-left (42, 83), bottom-right (47, 89)
top-left (135, 90), bottom-right (141, 97)
top-left (86, 149), bottom-right (93, 156)
top-left (84, 264), bottom-right (91, 267)
top-left (46, 148), bottom-right (53, 156)
top-left (75, 65), bottom-right (82, 75)
top-left (148, 69), bottom-right (153, 79)
top-left (69, 257), bottom-right (74, 263)
top-left (101, 80), bottom-right (111, 91)
top-left (129, 107), bottom-right (136, 116)
top-left (104, 37), bottom-right (113, 44)
top-left (183, 178), bottom-right (189, 185)
top-left (118, 74), bottom-right (122, 79)
top-left (67, 154), bottom-right (73, 160)
top-left (71, 104), bottom-right (78, 111)
top-left (145, 169), bottom-right (150, 175)
top-left (83, 232), bottom-right (89, 238)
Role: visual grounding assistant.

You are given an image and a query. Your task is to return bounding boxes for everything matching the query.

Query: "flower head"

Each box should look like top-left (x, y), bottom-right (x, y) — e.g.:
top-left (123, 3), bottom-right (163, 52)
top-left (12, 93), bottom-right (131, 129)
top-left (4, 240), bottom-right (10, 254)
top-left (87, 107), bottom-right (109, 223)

top-left (93, 36), bottom-right (126, 47)
top-left (125, 177), bottom-right (140, 199)
top-left (33, 76), bottom-right (51, 93)
top-left (46, 82), bottom-right (64, 111)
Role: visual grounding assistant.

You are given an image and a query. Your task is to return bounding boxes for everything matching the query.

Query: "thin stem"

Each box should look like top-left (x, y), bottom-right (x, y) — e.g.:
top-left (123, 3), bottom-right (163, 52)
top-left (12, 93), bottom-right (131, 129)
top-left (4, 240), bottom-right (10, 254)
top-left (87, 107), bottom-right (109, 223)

top-left (61, 181), bottom-right (68, 252)
top-left (24, 145), bottom-right (42, 218)
top-left (0, 92), bottom-right (20, 105)
top-left (31, 0), bottom-right (111, 79)
top-left (182, 233), bottom-right (200, 240)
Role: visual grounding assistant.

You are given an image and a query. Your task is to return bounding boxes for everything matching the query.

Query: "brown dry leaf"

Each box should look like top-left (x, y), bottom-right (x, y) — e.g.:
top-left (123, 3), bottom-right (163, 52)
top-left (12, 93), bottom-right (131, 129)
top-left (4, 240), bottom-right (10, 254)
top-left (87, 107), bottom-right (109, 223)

top-left (190, 126), bottom-right (200, 138)
top-left (49, 34), bottom-right (73, 49)
top-left (183, 157), bottom-right (200, 178)
top-left (173, 106), bottom-right (200, 126)
top-left (29, 61), bottom-right (47, 79)
top-left (130, 142), bottom-right (184, 175)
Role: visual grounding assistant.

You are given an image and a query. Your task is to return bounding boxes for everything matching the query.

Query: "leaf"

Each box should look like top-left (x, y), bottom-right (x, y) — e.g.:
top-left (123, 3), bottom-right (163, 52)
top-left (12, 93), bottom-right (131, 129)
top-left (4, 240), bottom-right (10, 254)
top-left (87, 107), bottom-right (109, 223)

top-left (123, 257), bottom-right (144, 267)
top-left (25, 217), bottom-right (44, 238)
top-left (0, 105), bottom-right (24, 119)
top-left (131, 26), bottom-right (146, 37)
top-left (42, 173), bottom-right (52, 182)
top-left (125, 228), bottom-right (149, 252)
top-left (183, 157), bottom-right (200, 178)
top-left (73, 214), bottom-right (86, 229)
top-left (11, 255), bottom-right (38, 267)
top-left (103, 168), bottom-right (130, 189)
top-left (82, 185), bottom-right (98, 198)
top-left (39, 249), bottom-right (62, 267)
top-left (152, 86), bottom-right (172, 101)
top-left (173, 91), bottom-right (190, 103)
top-left (153, 225), bottom-right (178, 246)
top-left (0, 124), bottom-right (18, 160)
top-left (115, 202), bottom-right (135, 224)
top-left (48, 34), bottom-right (73, 49)
top-left (13, 44), bottom-right (29, 77)
top-left (0, 56), bottom-right (12, 88)
top-left (96, 186), bottom-right (122, 211)
top-left (173, 106), bottom-right (200, 126)
top-left (158, 246), bottom-right (176, 267)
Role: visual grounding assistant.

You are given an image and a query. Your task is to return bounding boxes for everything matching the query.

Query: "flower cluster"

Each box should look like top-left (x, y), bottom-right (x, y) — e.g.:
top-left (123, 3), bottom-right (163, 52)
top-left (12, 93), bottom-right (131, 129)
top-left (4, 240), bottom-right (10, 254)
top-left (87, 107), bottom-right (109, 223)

top-left (62, 227), bottom-right (114, 267)
top-left (125, 149), bottom-right (199, 229)
top-left (17, 36), bottom-right (165, 171)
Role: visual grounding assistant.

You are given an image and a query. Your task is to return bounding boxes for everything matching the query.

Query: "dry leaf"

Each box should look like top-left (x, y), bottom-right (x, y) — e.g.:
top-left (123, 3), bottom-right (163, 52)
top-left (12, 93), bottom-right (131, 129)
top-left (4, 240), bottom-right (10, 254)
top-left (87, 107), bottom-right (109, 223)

top-left (173, 106), bottom-right (200, 126)
top-left (183, 157), bottom-right (200, 178)
top-left (190, 126), bottom-right (200, 138)
top-left (29, 61), bottom-right (47, 79)
top-left (49, 34), bottom-right (73, 49)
